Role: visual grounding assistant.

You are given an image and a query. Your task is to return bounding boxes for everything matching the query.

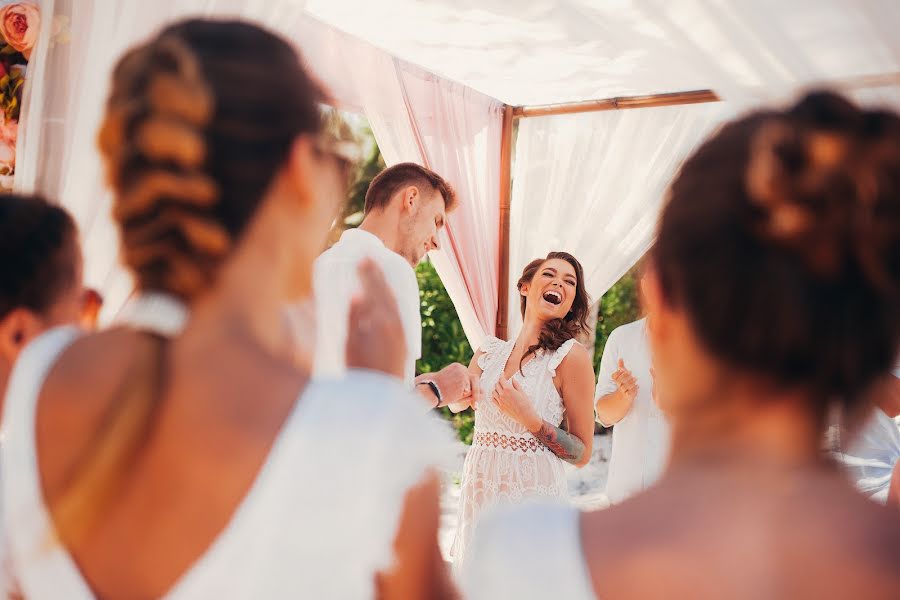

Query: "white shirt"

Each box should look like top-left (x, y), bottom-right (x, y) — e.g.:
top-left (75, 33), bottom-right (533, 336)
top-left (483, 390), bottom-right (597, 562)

top-left (837, 407), bottom-right (900, 504)
top-left (595, 318), bottom-right (670, 504)
top-left (313, 228), bottom-right (422, 385)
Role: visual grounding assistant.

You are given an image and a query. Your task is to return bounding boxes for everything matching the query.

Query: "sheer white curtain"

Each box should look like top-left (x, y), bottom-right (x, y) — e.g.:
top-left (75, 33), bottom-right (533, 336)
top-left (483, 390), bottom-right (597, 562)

top-left (379, 63), bottom-right (503, 350)
top-left (506, 101), bottom-right (734, 336)
top-left (295, 18), bottom-right (505, 349)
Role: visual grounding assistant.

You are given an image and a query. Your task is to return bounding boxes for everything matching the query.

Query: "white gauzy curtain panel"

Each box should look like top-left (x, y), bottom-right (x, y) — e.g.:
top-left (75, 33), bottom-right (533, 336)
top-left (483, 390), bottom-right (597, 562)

top-left (295, 18), bottom-right (504, 349)
top-left (505, 101), bottom-right (734, 337)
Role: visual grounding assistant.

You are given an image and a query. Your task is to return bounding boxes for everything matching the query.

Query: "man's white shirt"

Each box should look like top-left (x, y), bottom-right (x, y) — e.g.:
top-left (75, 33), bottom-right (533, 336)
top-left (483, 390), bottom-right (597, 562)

top-left (596, 318), bottom-right (670, 504)
top-left (313, 228), bottom-right (422, 385)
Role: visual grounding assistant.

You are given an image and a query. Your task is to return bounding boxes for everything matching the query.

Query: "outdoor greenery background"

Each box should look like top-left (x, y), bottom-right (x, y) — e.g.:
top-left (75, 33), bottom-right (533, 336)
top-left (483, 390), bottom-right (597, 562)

top-left (338, 124), bottom-right (640, 443)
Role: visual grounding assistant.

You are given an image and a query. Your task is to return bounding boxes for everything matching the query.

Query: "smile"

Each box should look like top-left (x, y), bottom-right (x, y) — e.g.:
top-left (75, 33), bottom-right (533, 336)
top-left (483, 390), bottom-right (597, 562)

top-left (542, 290), bottom-right (563, 305)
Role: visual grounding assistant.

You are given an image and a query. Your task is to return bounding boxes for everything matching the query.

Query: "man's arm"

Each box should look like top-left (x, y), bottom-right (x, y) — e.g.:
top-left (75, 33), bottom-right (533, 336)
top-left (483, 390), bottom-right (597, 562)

top-left (595, 387), bottom-right (636, 427)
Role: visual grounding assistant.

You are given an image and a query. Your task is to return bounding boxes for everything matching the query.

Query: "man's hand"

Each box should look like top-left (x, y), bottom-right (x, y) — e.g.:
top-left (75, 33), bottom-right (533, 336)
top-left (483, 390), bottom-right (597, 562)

top-left (416, 362), bottom-right (481, 409)
top-left (346, 260), bottom-right (407, 378)
top-left (612, 358), bottom-right (639, 402)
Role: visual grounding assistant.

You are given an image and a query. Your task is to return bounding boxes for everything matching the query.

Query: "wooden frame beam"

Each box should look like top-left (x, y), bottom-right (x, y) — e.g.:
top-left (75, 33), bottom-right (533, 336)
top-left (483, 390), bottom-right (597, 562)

top-left (514, 89), bottom-right (719, 118)
top-left (495, 104), bottom-right (515, 340)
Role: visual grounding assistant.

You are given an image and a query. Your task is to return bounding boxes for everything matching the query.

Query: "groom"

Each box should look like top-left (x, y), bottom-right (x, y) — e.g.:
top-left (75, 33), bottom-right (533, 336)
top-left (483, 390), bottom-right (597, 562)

top-left (314, 162), bottom-right (480, 410)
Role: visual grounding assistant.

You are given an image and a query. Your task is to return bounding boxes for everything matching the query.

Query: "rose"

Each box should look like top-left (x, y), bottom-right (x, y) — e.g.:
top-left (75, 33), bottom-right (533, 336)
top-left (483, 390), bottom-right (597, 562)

top-left (0, 2), bottom-right (40, 60)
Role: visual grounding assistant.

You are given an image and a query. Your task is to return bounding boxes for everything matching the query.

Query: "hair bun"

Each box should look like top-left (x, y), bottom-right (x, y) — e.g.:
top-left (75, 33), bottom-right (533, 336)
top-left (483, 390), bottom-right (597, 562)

top-left (745, 91), bottom-right (900, 294)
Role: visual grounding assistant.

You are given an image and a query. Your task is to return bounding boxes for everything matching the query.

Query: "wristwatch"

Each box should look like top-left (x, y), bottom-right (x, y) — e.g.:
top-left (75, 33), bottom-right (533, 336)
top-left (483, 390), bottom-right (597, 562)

top-left (418, 380), bottom-right (442, 408)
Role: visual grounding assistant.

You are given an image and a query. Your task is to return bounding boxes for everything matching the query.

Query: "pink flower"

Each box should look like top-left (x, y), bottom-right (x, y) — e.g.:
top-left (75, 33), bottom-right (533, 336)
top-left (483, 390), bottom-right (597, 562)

top-left (0, 2), bottom-right (39, 60)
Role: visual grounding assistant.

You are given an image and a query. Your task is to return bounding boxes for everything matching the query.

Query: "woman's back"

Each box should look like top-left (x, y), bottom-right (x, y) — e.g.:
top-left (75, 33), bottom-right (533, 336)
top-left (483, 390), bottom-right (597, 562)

top-left (3, 322), bottom-right (452, 599)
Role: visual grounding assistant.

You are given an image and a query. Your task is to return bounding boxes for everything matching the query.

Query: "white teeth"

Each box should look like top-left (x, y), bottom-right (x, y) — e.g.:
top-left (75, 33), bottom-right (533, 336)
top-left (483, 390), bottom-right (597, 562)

top-left (542, 290), bottom-right (562, 305)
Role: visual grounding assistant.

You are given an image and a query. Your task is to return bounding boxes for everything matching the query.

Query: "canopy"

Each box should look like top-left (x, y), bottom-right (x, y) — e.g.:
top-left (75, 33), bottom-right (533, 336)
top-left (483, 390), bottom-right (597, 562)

top-left (19, 0), bottom-right (900, 348)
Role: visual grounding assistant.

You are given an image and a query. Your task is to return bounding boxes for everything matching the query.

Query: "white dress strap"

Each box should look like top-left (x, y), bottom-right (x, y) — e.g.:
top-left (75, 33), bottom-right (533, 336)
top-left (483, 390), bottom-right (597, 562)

top-left (1, 326), bottom-right (94, 599)
top-left (548, 338), bottom-right (578, 377)
top-left (462, 502), bottom-right (596, 600)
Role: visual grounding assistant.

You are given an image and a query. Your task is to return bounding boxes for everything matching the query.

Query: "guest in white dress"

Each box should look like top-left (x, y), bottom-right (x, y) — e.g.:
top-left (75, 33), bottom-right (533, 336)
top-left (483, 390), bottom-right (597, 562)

top-left (0, 19), bottom-right (455, 599)
top-left (464, 92), bottom-right (900, 599)
top-left (0, 195), bottom-right (86, 598)
top-left (0, 195), bottom-right (85, 406)
top-left (452, 252), bottom-right (596, 570)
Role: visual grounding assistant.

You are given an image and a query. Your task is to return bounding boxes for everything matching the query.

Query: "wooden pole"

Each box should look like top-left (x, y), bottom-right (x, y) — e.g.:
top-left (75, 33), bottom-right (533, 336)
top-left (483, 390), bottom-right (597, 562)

top-left (496, 104), bottom-right (515, 341)
top-left (514, 89), bottom-right (720, 118)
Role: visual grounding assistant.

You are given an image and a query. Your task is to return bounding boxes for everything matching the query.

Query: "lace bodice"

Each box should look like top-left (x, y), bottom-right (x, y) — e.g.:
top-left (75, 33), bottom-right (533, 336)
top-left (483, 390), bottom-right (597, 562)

top-left (474, 336), bottom-right (574, 436)
top-left (0, 327), bottom-right (454, 599)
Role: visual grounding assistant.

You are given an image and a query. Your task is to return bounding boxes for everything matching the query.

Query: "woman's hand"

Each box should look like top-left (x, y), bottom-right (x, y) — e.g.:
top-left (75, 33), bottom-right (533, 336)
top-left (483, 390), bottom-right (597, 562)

top-left (346, 259), bottom-right (407, 378)
top-left (492, 378), bottom-right (542, 432)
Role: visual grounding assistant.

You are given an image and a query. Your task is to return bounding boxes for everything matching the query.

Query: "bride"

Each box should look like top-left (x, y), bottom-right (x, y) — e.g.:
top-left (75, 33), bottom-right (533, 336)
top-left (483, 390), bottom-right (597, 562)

top-left (451, 251), bottom-right (596, 570)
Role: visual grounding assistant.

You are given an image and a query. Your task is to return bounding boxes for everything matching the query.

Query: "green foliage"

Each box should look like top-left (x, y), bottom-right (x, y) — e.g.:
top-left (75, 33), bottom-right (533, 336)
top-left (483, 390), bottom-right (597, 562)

top-left (416, 259), bottom-right (473, 374)
top-left (593, 269), bottom-right (641, 373)
top-left (416, 259), bottom-right (476, 444)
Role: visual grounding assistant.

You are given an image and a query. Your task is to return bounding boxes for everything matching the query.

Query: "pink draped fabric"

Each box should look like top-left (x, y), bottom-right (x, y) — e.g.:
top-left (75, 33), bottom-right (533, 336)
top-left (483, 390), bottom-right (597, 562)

top-left (297, 18), bottom-right (504, 349)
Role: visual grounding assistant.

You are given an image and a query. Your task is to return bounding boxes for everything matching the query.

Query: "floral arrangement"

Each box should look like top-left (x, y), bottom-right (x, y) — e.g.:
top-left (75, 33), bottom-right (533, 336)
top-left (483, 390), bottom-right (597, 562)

top-left (0, 1), bottom-right (38, 191)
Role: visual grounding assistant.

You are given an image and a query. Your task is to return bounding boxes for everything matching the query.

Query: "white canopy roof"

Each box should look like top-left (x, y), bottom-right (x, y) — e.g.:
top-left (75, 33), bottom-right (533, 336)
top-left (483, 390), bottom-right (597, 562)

top-left (303, 0), bottom-right (900, 106)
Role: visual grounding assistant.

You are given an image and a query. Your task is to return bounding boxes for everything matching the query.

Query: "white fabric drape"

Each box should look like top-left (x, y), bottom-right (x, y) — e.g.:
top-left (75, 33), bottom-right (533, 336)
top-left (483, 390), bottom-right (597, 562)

top-left (506, 102), bottom-right (734, 336)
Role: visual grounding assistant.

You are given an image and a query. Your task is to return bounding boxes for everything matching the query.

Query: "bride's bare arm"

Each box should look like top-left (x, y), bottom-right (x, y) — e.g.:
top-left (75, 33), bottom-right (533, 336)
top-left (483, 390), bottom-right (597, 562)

top-left (494, 343), bottom-right (595, 467)
top-left (548, 343), bottom-right (596, 467)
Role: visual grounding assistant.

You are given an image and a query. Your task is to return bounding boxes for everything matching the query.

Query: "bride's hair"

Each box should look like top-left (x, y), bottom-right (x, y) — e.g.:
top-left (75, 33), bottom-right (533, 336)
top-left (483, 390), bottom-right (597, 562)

top-left (53, 19), bottom-right (327, 541)
top-left (653, 90), bottom-right (900, 419)
top-left (517, 251), bottom-right (591, 371)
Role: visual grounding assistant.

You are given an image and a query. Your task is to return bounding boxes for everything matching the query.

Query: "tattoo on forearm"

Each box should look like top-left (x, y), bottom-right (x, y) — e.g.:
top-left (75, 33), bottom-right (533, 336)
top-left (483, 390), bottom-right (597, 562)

top-left (534, 421), bottom-right (585, 464)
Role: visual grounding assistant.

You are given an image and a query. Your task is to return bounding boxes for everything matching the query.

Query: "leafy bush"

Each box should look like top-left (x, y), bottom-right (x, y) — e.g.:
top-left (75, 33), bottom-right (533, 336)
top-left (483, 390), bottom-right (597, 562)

top-left (593, 270), bottom-right (641, 373)
top-left (416, 260), bottom-right (476, 444)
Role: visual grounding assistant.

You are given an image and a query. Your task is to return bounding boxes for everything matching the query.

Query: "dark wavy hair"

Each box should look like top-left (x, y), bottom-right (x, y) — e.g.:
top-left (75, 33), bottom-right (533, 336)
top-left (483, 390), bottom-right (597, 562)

top-left (0, 194), bottom-right (79, 320)
top-left (653, 90), bottom-right (900, 417)
top-left (517, 251), bottom-right (591, 371)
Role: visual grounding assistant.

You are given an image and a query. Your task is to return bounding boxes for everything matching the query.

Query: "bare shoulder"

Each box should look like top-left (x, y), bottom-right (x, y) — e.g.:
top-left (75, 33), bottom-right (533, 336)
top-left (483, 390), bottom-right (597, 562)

top-left (579, 471), bottom-right (900, 598)
top-left (557, 342), bottom-right (594, 374)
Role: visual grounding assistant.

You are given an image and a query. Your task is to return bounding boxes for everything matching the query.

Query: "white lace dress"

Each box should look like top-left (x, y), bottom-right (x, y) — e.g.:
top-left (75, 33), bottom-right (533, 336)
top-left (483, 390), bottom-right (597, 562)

top-left (451, 336), bottom-right (577, 570)
top-left (0, 325), bottom-right (454, 599)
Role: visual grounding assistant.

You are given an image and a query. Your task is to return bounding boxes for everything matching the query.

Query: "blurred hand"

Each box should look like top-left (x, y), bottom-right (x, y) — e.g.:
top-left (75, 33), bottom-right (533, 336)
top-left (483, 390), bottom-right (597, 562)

top-left (493, 378), bottom-right (541, 432)
top-left (612, 358), bottom-right (638, 402)
top-left (346, 259), bottom-right (407, 378)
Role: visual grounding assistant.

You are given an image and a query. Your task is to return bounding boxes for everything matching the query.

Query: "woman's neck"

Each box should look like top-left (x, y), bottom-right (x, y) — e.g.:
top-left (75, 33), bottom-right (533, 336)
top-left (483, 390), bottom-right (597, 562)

top-left (191, 203), bottom-right (312, 362)
top-left (667, 380), bottom-right (825, 473)
top-left (514, 316), bottom-right (544, 349)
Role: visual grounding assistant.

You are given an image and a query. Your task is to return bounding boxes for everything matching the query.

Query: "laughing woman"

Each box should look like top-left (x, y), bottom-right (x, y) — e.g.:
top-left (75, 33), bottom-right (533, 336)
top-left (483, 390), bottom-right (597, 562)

top-left (451, 252), bottom-right (596, 571)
